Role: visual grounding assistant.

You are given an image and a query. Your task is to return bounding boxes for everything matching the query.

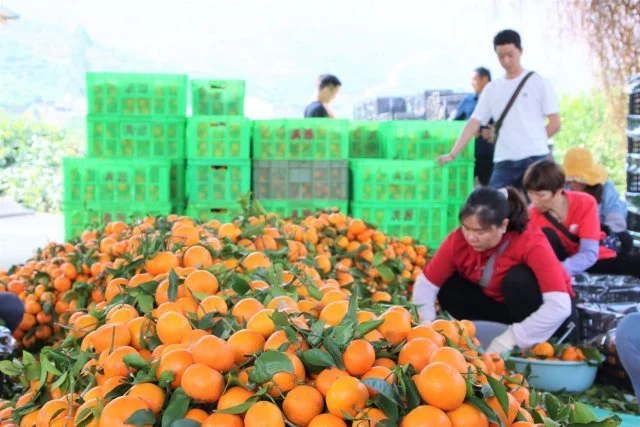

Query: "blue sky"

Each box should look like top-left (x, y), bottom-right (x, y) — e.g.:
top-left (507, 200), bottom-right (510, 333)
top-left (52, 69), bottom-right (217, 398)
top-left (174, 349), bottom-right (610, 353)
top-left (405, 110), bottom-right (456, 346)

top-left (3, 0), bottom-right (594, 117)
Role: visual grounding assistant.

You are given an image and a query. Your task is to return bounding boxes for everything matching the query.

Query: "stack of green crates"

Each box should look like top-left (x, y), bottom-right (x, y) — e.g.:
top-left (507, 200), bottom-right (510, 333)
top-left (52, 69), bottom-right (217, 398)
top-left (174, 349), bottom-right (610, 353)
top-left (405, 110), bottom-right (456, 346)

top-left (185, 80), bottom-right (250, 222)
top-left (252, 119), bottom-right (350, 217)
top-left (64, 72), bottom-right (188, 240)
top-left (350, 121), bottom-right (474, 248)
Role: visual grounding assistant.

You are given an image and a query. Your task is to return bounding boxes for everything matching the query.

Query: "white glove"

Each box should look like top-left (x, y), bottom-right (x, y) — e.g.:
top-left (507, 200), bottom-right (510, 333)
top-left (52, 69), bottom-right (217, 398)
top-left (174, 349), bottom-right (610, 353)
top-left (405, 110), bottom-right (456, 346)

top-left (486, 327), bottom-right (517, 355)
top-left (412, 273), bottom-right (439, 323)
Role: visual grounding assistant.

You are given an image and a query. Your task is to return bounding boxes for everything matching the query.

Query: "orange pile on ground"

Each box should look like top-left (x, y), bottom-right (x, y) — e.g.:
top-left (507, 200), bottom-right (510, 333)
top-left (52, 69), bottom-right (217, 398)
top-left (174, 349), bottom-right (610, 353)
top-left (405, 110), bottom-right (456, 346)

top-left (0, 209), bottom-right (571, 426)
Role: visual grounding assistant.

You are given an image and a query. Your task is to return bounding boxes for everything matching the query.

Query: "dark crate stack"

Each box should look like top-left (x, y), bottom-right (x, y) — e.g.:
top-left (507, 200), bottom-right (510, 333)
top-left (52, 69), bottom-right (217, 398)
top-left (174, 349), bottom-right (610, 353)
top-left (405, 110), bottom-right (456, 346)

top-left (626, 74), bottom-right (640, 245)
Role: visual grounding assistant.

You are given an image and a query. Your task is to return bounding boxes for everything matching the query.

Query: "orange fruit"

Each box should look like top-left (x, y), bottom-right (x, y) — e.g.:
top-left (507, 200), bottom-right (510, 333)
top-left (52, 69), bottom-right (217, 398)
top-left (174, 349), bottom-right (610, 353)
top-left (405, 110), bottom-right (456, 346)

top-left (99, 395), bottom-right (152, 426)
top-left (561, 346), bottom-right (586, 362)
top-left (244, 401), bottom-right (284, 427)
top-left (181, 363), bottom-right (224, 403)
top-left (71, 315), bottom-right (99, 339)
top-left (145, 251), bottom-right (179, 276)
top-left (74, 399), bottom-right (100, 427)
top-left (103, 346), bottom-right (138, 378)
top-left (182, 246), bottom-right (214, 269)
top-left (343, 339), bottom-right (376, 376)
top-left (217, 387), bottom-right (254, 414)
top-left (487, 393), bottom-right (519, 427)
top-left (315, 368), bottom-right (350, 396)
top-left (282, 385), bottom-right (325, 426)
top-left (242, 252), bottom-right (272, 271)
top-left (378, 309), bottom-right (411, 345)
top-left (352, 407), bottom-right (389, 426)
top-left (184, 408), bottom-right (209, 423)
top-left (184, 270), bottom-right (219, 295)
top-left (407, 325), bottom-right (446, 347)
top-left (326, 376), bottom-right (369, 419)
top-left (246, 308), bottom-right (276, 338)
top-left (190, 335), bottom-right (235, 372)
top-left (398, 338), bottom-right (439, 372)
top-left (170, 225), bottom-right (200, 246)
top-left (308, 413), bottom-right (347, 427)
top-left (320, 301), bottom-right (349, 326)
top-left (156, 349), bottom-right (194, 388)
top-left (361, 366), bottom-right (395, 396)
top-left (415, 362), bottom-right (466, 411)
top-left (128, 383), bottom-right (166, 414)
top-left (202, 413), bottom-right (244, 427)
top-left (446, 403), bottom-right (489, 427)
top-left (227, 329), bottom-right (266, 364)
top-left (401, 405), bottom-right (451, 427)
top-left (429, 347), bottom-right (468, 374)
top-left (430, 319), bottom-right (461, 345)
top-left (531, 342), bottom-right (554, 359)
top-left (89, 324), bottom-right (131, 353)
top-left (37, 399), bottom-right (73, 426)
top-left (156, 312), bottom-right (192, 345)
top-left (231, 298), bottom-right (265, 324)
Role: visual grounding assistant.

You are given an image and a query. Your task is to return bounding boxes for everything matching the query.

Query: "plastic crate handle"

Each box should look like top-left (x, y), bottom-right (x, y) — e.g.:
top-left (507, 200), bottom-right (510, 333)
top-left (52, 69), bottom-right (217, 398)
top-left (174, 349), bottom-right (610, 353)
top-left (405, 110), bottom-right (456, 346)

top-left (209, 122), bottom-right (227, 127)
top-left (210, 208), bottom-right (228, 213)
top-left (209, 84), bottom-right (227, 89)
top-left (210, 166), bottom-right (228, 171)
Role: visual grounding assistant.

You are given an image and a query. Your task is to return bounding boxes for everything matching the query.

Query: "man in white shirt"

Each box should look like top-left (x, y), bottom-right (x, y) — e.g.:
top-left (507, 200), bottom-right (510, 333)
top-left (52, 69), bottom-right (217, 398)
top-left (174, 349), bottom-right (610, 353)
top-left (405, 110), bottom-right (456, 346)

top-left (438, 29), bottom-right (561, 190)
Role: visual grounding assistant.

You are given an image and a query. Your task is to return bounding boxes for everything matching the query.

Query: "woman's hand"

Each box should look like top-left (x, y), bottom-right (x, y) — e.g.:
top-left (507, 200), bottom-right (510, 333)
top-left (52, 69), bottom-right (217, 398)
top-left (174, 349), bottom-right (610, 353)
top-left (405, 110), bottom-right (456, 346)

top-left (412, 274), bottom-right (439, 323)
top-left (486, 327), bottom-right (517, 355)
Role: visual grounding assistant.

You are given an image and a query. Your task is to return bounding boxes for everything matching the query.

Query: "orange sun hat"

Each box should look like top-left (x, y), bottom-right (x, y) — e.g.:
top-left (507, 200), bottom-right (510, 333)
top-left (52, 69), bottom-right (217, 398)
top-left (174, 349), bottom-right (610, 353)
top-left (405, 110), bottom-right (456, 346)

top-left (562, 147), bottom-right (608, 186)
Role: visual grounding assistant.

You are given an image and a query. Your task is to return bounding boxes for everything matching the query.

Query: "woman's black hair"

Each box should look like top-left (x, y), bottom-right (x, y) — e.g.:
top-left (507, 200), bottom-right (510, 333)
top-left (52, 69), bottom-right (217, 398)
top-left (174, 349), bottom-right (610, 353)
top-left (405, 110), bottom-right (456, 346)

top-left (583, 184), bottom-right (604, 204)
top-left (459, 186), bottom-right (529, 232)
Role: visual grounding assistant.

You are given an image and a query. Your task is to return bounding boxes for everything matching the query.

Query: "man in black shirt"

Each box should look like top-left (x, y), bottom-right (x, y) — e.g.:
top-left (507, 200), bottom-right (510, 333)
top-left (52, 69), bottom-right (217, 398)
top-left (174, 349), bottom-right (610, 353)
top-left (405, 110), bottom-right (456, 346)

top-left (304, 75), bottom-right (341, 118)
top-left (453, 67), bottom-right (494, 186)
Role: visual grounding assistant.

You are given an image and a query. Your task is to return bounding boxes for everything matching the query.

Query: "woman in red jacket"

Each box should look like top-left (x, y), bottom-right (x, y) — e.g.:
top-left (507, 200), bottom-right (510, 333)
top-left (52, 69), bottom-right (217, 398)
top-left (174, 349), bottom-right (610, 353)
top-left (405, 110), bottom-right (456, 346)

top-left (412, 186), bottom-right (573, 354)
top-left (523, 159), bottom-right (640, 278)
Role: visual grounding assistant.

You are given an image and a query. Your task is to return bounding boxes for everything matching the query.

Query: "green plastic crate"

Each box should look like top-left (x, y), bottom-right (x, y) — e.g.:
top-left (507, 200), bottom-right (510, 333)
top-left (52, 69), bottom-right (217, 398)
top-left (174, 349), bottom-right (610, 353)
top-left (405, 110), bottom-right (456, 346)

top-left (184, 204), bottom-right (242, 223)
top-left (86, 116), bottom-right (186, 159)
top-left (350, 159), bottom-right (474, 203)
top-left (252, 160), bottom-right (349, 200)
top-left (253, 119), bottom-right (349, 160)
top-left (87, 72), bottom-right (188, 116)
top-left (64, 158), bottom-right (172, 204)
top-left (64, 202), bottom-right (173, 241)
top-left (186, 116), bottom-right (251, 159)
top-left (384, 121), bottom-right (473, 161)
top-left (185, 159), bottom-right (251, 204)
top-left (351, 202), bottom-right (449, 248)
top-left (171, 160), bottom-right (186, 205)
top-left (191, 80), bottom-right (245, 116)
top-left (259, 200), bottom-right (349, 220)
top-left (349, 121), bottom-right (385, 158)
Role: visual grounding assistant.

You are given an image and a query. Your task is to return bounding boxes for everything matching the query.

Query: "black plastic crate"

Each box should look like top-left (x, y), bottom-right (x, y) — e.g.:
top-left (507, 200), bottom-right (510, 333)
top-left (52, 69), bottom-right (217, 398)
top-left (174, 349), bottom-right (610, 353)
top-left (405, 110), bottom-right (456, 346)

top-left (627, 135), bottom-right (640, 154)
top-left (630, 92), bottom-right (640, 116)
top-left (627, 155), bottom-right (640, 192)
top-left (628, 204), bottom-right (640, 232)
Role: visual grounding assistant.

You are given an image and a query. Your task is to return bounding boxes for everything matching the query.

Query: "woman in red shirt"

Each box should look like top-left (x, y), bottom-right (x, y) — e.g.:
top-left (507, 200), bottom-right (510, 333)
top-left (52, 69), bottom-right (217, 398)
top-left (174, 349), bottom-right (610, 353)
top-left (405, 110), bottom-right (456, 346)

top-left (412, 186), bottom-right (573, 354)
top-left (524, 160), bottom-right (640, 278)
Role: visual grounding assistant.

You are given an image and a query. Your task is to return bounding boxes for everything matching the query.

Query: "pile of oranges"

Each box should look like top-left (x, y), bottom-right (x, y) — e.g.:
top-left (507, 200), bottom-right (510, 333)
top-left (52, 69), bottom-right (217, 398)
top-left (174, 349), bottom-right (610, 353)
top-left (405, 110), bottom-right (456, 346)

top-left (519, 342), bottom-right (589, 362)
top-left (0, 209), bottom-right (582, 426)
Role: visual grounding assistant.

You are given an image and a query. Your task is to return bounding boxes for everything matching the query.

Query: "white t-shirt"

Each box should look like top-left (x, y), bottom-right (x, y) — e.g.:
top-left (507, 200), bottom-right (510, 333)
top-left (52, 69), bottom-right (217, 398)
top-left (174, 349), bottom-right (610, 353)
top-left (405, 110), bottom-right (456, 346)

top-left (471, 70), bottom-right (559, 162)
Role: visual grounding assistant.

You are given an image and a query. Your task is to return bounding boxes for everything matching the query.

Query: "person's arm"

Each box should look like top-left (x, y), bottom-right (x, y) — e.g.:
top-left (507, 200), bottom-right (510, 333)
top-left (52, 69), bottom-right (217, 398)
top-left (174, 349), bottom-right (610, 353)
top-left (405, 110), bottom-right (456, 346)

top-left (601, 182), bottom-right (628, 232)
top-left (562, 239), bottom-right (599, 276)
top-left (487, 239), bottom-right (572, 353)
top-left (546, 113), bottom-right (561, 138)
top-left (412, 233), bottom-right (457, 322)
top-left (437, 119), bottom-right (482, 165)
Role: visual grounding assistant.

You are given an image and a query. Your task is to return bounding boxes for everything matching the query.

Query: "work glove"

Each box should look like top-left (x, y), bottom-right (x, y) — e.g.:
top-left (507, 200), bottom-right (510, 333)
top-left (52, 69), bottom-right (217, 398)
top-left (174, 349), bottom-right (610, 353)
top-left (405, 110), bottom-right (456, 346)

top-left (412, 273), bottom-right (439, 323)
top-left (486, 327), bottom-right (517, 355)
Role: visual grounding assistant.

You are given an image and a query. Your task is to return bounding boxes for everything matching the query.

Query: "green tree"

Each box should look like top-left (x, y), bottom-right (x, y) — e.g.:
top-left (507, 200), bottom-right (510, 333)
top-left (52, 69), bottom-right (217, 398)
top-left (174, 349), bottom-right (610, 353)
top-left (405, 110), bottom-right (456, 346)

top-left (0, 113), bottom-right (83, 212)
top-left (552, 92), bottom-right (626, 192)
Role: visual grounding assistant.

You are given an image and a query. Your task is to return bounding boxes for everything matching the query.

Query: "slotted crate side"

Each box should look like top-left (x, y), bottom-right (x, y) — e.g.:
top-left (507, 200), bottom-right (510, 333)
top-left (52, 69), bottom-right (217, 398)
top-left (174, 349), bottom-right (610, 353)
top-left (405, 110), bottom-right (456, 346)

top-left (252, 119), bottom-right (349, 160)
top-left (349, 121), bottom-right (385, 158)
top-left (252, 160), bottom-right (349, 200)
top-left (184, 204), bottom-right (242, 223)
top-left (191, 80), bottom-right (245, 116)
top-left (64, 202), bottom-right (173, 241)
top-left (171, 160), bottom-right (186, 205)
top-left (87, 72), bottom-right (188, 116)
top-left (350, 159), bottom-right (474, 203)
top-left (259, 200), bottom-right (348, 220)
top-left (186, 116), bottom-right (251, 159)
top-left (63, 158), bottom-right (172, 204)
top-left (86, 116), bottom-right (186, 159)
top-left (185, 159), bottom-right (251, 204)
top-left (384, 120), bottom-right (473, 161)
top-left (351, 202), bottom-right (449, 248)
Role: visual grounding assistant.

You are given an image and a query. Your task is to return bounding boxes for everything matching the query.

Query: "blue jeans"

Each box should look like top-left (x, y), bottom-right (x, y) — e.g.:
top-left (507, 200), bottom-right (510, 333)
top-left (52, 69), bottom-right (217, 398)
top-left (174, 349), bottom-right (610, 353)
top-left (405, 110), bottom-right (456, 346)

top-left (0, 292), bottom-right (24, 333)
top-left (488, 155), bottom-right (549, 189)
top-left (616, 313), bottom-right (640, 403)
